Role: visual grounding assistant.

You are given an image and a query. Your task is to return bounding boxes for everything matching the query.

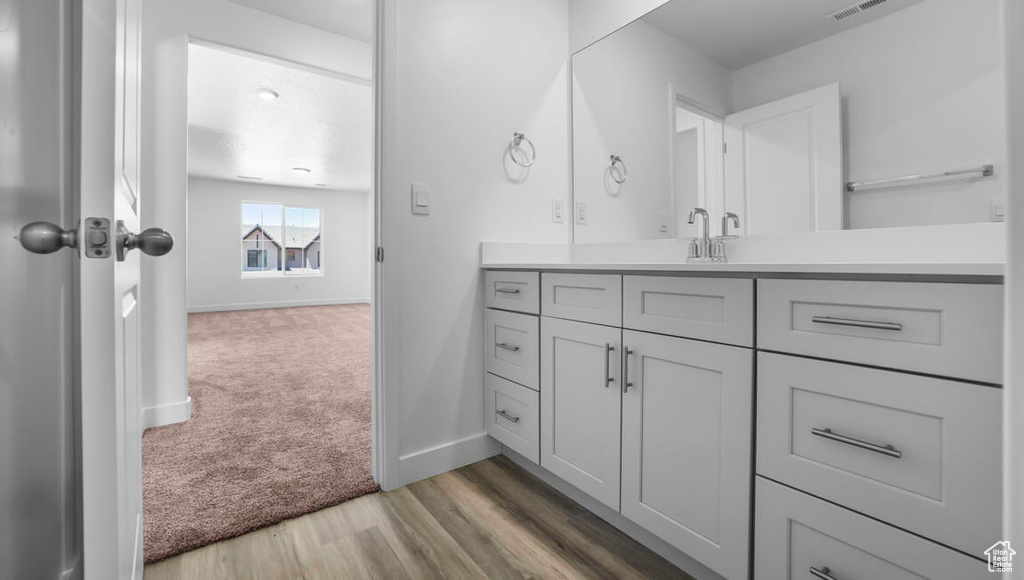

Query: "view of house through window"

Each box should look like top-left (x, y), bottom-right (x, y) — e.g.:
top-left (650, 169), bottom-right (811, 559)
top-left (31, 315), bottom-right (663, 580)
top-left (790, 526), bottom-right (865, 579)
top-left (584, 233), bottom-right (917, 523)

top-left (241, 202), bottom-right (322, 277)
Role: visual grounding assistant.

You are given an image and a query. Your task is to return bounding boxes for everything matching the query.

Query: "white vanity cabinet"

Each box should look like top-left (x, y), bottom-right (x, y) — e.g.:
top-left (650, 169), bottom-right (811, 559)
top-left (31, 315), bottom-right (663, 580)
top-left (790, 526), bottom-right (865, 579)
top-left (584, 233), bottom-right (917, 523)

top-left (540, 316), bottom-right (623, 510)
top-left (482, 269), bottom-right (1001, 580)
top-left (621, 330), bottom-right (753, 580)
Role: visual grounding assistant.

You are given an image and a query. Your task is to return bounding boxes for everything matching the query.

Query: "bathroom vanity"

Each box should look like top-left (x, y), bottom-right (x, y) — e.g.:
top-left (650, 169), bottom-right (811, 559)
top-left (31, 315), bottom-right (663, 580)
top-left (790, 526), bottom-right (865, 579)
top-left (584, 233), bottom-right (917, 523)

top-left (481, 263), bottom-right (1002, 580)
top-left (479, 0), bottom-right (1010, 577)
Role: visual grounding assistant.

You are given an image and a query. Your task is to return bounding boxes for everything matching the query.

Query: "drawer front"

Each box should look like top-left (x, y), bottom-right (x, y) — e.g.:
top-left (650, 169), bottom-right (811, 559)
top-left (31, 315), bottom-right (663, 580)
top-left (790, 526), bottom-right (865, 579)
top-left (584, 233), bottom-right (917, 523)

top-left (542, 273), bottom-right (622, 327)
top-left (755, 478), bottom-right (989, 580)
top-left (485, 309), bottom-right (539, 390)
top-left (757, 353), bottom-right (1001, 556)
top-left (623, 276), bottom-right (753, 347)
top-left (485, 270), bottom-right (540, 314)
top-left (758, 279), bottom-right (1003, 384)
top-left (485, 373), bottom-right (540, 463)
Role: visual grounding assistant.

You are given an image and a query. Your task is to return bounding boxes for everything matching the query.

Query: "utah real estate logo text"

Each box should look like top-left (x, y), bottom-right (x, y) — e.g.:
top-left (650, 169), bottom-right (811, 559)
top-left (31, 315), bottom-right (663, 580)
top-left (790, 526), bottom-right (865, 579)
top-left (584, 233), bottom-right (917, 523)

top-left (986, 541), bottom-right (1015, 573)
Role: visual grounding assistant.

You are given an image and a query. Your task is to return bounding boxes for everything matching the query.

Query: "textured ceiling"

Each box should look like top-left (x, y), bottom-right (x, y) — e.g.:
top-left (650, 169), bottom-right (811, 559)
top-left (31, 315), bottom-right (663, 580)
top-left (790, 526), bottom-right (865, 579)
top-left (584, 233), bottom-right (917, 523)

top-left (187, 44), bottom-right (372, 191)
top-left (228, 0), bottom-right (374, 43)
top-left (643, 0), bottom-right (925, 70)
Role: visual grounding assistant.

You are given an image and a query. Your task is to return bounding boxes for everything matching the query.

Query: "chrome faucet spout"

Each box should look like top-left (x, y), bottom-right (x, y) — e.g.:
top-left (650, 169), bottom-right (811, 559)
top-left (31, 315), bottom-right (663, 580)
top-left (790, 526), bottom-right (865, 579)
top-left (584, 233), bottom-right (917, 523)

top-left (686, 207), bottom-right (712, 263)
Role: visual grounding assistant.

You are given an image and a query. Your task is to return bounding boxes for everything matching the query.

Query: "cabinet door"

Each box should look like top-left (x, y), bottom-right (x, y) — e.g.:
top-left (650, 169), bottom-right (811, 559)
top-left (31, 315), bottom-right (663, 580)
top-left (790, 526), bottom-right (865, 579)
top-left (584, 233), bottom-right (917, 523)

top-left (621, 330), bottom-right (753, 580)
top-left (541, 317), bottom-right (622, 510)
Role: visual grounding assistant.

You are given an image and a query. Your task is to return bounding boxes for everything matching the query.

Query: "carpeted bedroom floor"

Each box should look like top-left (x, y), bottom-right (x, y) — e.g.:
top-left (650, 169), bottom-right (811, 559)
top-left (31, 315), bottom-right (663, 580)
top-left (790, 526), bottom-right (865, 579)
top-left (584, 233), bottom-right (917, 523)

top-left (141, 304), bottom-right (377, 563)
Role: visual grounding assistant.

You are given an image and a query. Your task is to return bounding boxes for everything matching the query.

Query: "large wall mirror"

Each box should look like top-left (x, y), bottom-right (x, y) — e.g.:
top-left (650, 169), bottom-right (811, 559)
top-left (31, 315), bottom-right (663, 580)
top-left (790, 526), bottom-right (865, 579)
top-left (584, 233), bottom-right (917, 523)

top-left (572, 0), bottom-right (1007, 244)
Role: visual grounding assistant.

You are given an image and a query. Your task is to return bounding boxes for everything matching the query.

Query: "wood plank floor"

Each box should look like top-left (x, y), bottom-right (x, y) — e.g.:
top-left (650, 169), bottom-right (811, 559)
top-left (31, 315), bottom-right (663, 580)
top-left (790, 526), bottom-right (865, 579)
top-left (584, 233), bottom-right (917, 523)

top-left (144, 455), bottom-right (694, 580)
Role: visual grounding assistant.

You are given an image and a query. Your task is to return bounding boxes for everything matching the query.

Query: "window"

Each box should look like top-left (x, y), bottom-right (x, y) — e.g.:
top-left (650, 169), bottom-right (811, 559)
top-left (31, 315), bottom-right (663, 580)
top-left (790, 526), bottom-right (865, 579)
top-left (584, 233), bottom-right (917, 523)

top-left (242, 202), bottom-right (322, 277)
top-left (247, 249), bottom-right (267, 269)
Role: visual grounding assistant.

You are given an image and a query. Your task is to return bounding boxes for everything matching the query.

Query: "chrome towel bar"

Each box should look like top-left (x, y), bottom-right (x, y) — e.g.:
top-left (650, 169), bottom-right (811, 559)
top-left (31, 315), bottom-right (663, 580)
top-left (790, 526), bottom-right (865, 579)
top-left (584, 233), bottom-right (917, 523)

top-left (846, 164), bottom-right (993, 192)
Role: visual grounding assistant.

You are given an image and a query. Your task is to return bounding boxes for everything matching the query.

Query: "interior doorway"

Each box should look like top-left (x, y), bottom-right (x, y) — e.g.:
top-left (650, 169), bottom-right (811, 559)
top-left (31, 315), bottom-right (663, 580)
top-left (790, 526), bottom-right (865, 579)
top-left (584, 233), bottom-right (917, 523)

top-left (141, 25), bottom-right (377, 564)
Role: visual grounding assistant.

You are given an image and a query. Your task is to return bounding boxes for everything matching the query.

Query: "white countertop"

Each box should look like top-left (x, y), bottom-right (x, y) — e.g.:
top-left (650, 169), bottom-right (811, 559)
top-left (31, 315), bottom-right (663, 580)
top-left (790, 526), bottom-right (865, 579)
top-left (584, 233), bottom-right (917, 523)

top-left (480, 261), bottom-right (1004, 276)
top-left (481, 223), bottom-right (1007, 278)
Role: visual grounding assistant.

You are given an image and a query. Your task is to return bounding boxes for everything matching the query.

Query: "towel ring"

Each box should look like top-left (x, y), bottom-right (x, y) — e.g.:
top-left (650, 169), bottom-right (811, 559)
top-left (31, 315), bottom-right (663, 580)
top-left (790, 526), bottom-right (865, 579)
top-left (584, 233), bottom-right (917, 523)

top-left (609, 155), bottom-right (627, 184)
top-left (508, 132), bottom-right (537, 168)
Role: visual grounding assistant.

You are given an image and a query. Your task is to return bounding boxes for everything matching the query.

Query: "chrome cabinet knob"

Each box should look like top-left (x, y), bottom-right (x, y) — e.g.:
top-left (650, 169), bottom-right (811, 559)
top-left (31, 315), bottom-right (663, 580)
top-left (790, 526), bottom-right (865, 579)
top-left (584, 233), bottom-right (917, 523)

top-left (116, 221), bottom-right (173, 261)
top-left (18, 222), bottom-right (79, 254)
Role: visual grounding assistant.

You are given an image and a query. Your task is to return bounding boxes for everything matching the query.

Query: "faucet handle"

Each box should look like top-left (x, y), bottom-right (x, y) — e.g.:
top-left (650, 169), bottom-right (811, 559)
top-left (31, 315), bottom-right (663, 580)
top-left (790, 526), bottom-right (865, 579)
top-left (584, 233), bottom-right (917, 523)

top-left (720, 212), bottom-right (741, 239)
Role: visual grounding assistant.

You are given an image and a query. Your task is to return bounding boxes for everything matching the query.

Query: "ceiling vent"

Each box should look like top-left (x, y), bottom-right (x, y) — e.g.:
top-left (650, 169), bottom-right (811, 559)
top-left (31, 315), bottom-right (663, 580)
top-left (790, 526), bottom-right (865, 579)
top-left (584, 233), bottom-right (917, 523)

top-left (828, 0), bottom-right (889, 21)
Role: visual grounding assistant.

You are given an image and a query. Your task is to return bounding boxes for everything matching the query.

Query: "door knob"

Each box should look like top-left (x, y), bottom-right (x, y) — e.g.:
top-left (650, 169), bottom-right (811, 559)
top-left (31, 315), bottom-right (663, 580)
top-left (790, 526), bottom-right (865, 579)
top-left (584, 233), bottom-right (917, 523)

top-left (116, 221), bottom-right (173, 261)
top-left (18, 222), bottom-right (79, 254)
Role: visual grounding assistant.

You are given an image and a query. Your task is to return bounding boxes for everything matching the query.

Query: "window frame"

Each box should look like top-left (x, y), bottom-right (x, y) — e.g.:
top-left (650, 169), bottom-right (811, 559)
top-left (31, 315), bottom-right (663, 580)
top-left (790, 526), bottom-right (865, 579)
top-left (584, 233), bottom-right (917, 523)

top-left (240, 201), bottom-right (324, 279)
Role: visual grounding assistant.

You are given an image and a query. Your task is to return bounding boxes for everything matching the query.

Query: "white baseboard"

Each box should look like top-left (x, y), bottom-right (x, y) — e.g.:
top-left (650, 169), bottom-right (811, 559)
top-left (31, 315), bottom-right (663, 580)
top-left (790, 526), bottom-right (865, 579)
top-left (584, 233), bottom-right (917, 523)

top-left (188, 298), bottom-right (370, 314)
top-left (142, 397), bottom-right (192, 430)
top-left (398, 433), bottom-right (501, 487)
top-left (502, 448), bottom-right (726, 580)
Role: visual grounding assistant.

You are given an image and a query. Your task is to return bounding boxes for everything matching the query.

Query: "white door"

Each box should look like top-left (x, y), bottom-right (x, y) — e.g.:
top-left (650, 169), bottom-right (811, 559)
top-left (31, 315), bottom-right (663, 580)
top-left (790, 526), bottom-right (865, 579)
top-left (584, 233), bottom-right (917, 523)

top-left (621, 330), bottom-right (753, 580)
top-left (724, 83), bottom-right (843, 235)
top-left (540, 317), bottom-right (621, 510)
top-left (79, 0), bottom-right (166, 577)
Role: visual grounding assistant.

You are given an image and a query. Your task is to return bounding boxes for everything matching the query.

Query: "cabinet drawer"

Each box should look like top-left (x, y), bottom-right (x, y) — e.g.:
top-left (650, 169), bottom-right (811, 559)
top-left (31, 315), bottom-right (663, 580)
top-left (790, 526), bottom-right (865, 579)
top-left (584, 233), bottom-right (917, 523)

top-left (485, 270), bottom-right (539, 314)
top-left (485, 309), bottom-right (539, 390)
top-left (758, 279), bottom-right (1003, 383)
top-left (755, 477), bottom-right (989, 580)
top-left (542, 273), bottom-right (622, 327)
top-left (485, 373), bottom-right (540, 463)
top-left (623, 276), bottom-right (753, 347)
top-left (757, 353), bottom-right (1001, 556)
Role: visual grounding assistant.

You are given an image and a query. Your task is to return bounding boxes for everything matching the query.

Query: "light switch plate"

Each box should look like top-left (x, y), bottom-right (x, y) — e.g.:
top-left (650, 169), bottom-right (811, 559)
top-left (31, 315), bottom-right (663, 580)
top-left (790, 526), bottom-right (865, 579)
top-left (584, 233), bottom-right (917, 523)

top-left (990, 198), bottom-right (1006, 222)
top-left (552, 199), bottom-right (565, 223)
top-left (411, 182), bottom-right (431, 216)
top-left (575, 202), bottom-right (587, 225)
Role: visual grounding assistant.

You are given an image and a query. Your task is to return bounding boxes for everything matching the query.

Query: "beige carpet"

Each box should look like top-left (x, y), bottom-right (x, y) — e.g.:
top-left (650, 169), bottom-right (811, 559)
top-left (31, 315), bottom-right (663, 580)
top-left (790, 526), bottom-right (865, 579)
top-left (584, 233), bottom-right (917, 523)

top-left (142, 304), bottom-right (377, 563)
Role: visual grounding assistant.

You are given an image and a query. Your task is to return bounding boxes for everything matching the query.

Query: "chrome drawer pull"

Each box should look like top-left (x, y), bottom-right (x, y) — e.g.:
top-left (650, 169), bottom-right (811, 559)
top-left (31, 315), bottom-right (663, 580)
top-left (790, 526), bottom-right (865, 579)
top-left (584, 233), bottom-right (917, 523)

top-left (811, 316), bottom-right (903, 332)
top-left (809, 566), bottom-right (838, 580)
top-left (812, 428), bottom-right (903, 459)
top-left (496, 343), bottom-right (520, 353)
top-left (497, 410), bottom-right (520, 424)
top-left (623, 347), bottom-right (634, 393)
top-left (605, 343), bottom-right (616, 387)
top-left (494, 287), bottom-right (521, 295)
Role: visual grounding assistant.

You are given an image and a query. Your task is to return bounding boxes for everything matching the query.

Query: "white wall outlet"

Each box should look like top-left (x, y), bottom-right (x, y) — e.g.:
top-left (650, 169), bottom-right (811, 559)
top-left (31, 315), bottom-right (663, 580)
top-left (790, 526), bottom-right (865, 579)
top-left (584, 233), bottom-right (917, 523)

top-left (552, 199), bottom-right (566, 223)
top-left (411, 182), bottom-right (431, 216)
top-left (575, 202), bottom-right (587, 225)
top-left (657, 210), bottom-right (669, 233)
top-left (990, 198), bottom-right (1007, 222)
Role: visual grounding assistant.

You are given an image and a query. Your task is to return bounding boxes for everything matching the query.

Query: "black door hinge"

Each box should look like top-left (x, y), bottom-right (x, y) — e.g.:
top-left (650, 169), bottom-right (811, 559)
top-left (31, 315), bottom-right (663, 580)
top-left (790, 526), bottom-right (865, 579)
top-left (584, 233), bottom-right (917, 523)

top-left (376, 247), bottom-right (384, 262)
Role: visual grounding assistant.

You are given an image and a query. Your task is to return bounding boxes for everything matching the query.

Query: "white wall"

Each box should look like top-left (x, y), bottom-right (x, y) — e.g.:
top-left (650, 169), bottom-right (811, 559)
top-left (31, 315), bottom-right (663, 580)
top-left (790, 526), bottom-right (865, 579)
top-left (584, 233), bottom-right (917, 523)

top-left (1003, 0), bottom-right (1024, 548)
top-left (187, 178), bottom-right (370, 312)
top-left (141, 0), bottom-right (372, 424)
top-left (380, 0), bottom-right (570, 486)
top-left (573, 19), bottom-right (731, 243)
top-left (732, 0), bottom-right (1007, 230)
top-left (568, 0), bottom-right (669, 53)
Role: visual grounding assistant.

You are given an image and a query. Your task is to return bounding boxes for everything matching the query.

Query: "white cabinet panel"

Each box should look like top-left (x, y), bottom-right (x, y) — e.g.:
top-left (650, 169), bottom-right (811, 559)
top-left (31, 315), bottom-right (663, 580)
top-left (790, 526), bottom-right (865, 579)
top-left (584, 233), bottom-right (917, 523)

top-left (485, 309), bottom-right (539, 390)
top-left (542, 273), bottom-right (622, 327)
top-left (540, 317), bottom-right (622, 510)
top-left (755, 478), bottom-right (990, 580)
top-left (623, 276), bottom-right (753, 346)
top-left (485, 270), bottom-right (540, 314)
top-left (485, 373), bottom-right (540, 464)
top-left (757, 353), bottom-right (1001, 557)
top-left (621, 330), bottom-right (752, 580)
top-left (758, 279), bottom-right (1003, 384)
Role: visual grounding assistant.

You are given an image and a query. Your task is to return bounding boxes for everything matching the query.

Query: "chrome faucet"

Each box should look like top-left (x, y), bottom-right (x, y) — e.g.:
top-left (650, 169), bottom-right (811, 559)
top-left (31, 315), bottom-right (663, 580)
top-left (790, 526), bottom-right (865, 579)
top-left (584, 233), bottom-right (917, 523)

top-left (712, 212), bottom-right (741, 263)
top-left (687, 208), bottom-right (712, 262)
